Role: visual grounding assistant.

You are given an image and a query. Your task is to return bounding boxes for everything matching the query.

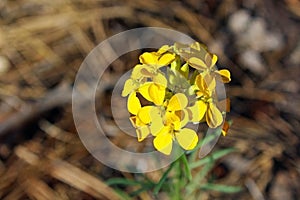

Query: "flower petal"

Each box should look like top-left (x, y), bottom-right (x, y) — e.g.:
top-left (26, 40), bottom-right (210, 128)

top-left (204, 53), bottom-right (218, 69)
top-left (174, 109), bottom-right (189, 129)
top-left (195, 74), bottom-right (206, 92)
top-left (148, 106), bottom-right (164, 136)
top-left (188, 57), bottom-right (207, 70)
top-left (188, 100), bottom-right (207, 122)
top-left (168, 93), bottom-right (188, 111)
top-left (190, 42), bottom-right (201, 51)
top-left (157, 45), bottom-right (171, 55)
top-left (153, 129), bottom-right (173, 155)
top-left (138, 82), bottom-right (152, 102)
top-left (215, 69), bottom-right (231, 83)
top-left (130, 116), bottom-right (146, 127)
top-left (127, 92), bottom-right (141, 115)
top-left (137, 106), bottom-right (153, 124)
top-left (140, 67), bottom-right (154, 77)
top-left (175, 128), bottom-right (198, 150)
top-left (129, 116), bottom-right (137, 128)
top-left (206, 102), bottom-right (223, 128)
top-left (122, 79), bottom-right (135, 97)
top-left (205, 75), bottom-right (216, 92)
top-left (165, 111), bottom-right (181, 127)
top-left (180, 63), bottom-right (189, 78)
top-left (158, 53), bottom-right (175, 66)
top-left (211, 54), bottom-right (218, 67)
top-left (139, 52), bottom-right (157, 64)
top-left (131, 64), bottom-right (145, 80)
top-left (136, 125), bottom-right (150, 142)
top-left (148, 83), bottom-right (166, 105)
top-left (153, 72), bottom-right (167, 87)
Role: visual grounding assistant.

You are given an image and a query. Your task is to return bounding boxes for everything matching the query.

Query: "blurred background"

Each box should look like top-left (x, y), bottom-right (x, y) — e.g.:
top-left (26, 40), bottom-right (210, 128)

top-left (0, 0), bottom-right (300, 199)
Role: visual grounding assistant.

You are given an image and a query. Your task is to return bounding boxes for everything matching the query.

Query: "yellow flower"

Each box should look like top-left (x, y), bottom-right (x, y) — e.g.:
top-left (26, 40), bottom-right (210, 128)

top-left (133, 92), bottom-right (189, 133)
top-left (174, 42), bottom-right (231, 83)
top-left (174, 42), bottom-right (205, 56)
top-left (151, 93), bottom-right (198, 155)
top-left (122, 47), bottom-right (174, 97)
top-left (126, 81), bottom-right (166, 128)
top-left (122, 42), bottom-right (232, 155)
top-left (194, 72), bottom-right (216, 98)
top-left (121, 65), bottom-right (148, 98)
top-left (188, 53), bottom-right (231, 83)
top-left (173, 42), bottom-right (209, 65)
top-left (154, 127), bottom-right (198, 155)
top-left (188, 73), bottom-right (223, 128)
top-left (139, 51), bottom-right (175, 66)
top-left (129, 93), bottom-right (198, 155)
top-left (129, 106), bottom-right (164, 142)
top-left (138, 82), bottom-right (166, 106)
top-left (138, 51), bottom-right (175, 77)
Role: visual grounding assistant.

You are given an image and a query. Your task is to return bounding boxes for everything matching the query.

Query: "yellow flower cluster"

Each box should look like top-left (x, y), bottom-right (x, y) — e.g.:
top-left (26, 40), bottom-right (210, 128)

top-left (122, 42), bottom-right (231, 155)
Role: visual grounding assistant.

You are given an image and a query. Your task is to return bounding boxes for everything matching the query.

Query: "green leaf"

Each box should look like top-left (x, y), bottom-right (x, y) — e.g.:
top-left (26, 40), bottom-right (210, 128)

top-left (200, 183), bottom-right (242, 193)
top-left (190, 148), bottom-right (236, 169)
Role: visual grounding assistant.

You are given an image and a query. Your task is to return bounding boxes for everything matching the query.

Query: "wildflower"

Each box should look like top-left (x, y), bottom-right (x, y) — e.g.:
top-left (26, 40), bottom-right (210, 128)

top-left (189, 73), bottom-right (223, 128)
top-left (122, 46), bottom-right (175, 97)
top-left (129, 92), bottom-right (198, 155)
top-left (122, 42), bottom-right (232, 155)
top-left (137, 47), bottom-right (175, 78)
top-left (150, 93), bottom-right (198, 155)
top-left (188, 53), bottom-right (231, 83)
top-left (174, 42), bottom-right (231, 83)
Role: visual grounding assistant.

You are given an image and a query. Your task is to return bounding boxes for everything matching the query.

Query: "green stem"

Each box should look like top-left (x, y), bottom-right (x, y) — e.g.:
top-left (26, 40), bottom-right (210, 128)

top-left (180, 153), bottom-right (192, 181)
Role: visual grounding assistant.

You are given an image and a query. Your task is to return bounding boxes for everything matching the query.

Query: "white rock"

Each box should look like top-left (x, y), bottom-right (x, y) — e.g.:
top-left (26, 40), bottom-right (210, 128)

top-left (230, 12), bottom-right (283, 52)
top-left (246, 18), bottom-right (282, 51)
top-left (239, 50), bottom-right (266, 75)
top-left (246, 18), bottom-right (267, 50)
top-left (0, 56), bottom-right (10, 74)
top-left (228, 10), bottom-right (251, 34)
